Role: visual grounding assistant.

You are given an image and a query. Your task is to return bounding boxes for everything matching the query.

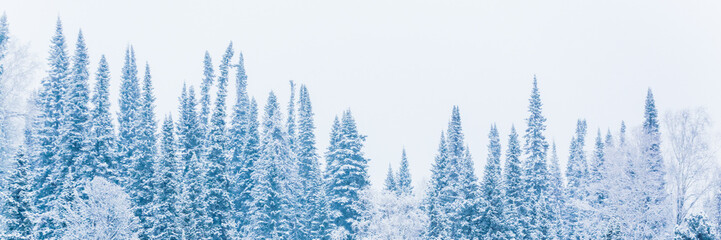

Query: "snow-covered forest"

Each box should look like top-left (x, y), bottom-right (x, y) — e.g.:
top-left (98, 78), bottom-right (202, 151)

top-left (1, 13), bottom-right (721, 240)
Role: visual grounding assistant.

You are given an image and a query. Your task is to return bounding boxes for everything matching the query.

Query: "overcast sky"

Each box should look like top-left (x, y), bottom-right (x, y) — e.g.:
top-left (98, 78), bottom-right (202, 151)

top-left (3, 0), bottom-right (721, 190)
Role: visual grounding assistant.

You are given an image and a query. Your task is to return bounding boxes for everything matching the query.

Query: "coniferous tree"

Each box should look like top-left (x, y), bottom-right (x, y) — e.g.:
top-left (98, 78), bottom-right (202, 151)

top-left (641, 89), bottom-right (670, 237)
top-left (521, 77), bottom-right (553, 239)
top-left (34, 19), bottom-right (71, 239)
top-left (62, 30), bottom-right (91, 186)
top-left (177, 86), bottom-right (208, 239)
top-left (479, 124), bottom-right (505, 239)
top-left (503, 126), bottom-right (524, 239)
top-left (566, 119), bottom-right (588, 238)
top-left (425, 132), bottom-right (450, 239)
top-left (117, 46), bottom-right (141, 186)
top-left (229, 51), bottom-right (260, 235)
top-left (199, 51), bottom-right (215, 149)
top-left (396, 148), bottom-right (412, 196)
top-left (0, 13), bottom-right (10, 164)
top-left (287, 80), bottom-right (297, 151)
top-left (384, 164), bottom-right (396, 192)
top-left (296, 84), bottom-right (327, 239)
top-left (249, 92), bottom-right (298, 239)
top-left (204, 43), bottom-right (236, 239)
top-left (150, 115), bottom-right (182, 240)
top-left (2, 148), bottom-right (34, 240)
top-left (88, 55), bottom-right (116, 181)
top-left (326, 110), bottom-right (370, 239)
top-left (547, 142), bottom-right (567, 238)
top-left (131, 63), bottom-right (158, 240)
top-left (444, 106), bottom-right (480, 239)
top-left (589, 129), bottom-right (606, 204)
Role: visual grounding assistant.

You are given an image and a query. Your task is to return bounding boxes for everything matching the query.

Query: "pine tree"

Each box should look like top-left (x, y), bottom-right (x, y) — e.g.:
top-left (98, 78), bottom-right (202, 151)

top-left (503, 126), bottom-right (524, 239)
top-left (521, 77), bottom-right (553, 239)
top-left (547, 142), bottom-right (567, 239)
top-left (150, 116), bottom-right (182, 240)
top-left (396, 148), bottom-right (412, 196)
top-left (176, 85), bottom-right (208, 239)
top-left (34, 19), bottom-right (71, 239)
top-left (204, 43), bottom-right (236, 239)
top-left (641, 89), bottom-right (670, 237)
top-left (229, 51), bottom-right (259, 235)
top-left (88, 55), bottom-right (116, 181)
top-left (424, 132), bottom-right (450, 239)
top-left (2, 148), bottom-right (35, 240)
top-left (479, 124), bottom-right (505, 238)
top-left (326, 110), bottom-right (370, 239)
top-left (199, 51), bottom-right (215, 149)
top-left (130, 63), bottom-right (158, 240)
top-left (384, 164), bottom-right (396, 192)
top-left (117, 46), bottom-right (141, 185)
top-left (249, 92), bottom-right (299, 239)
top-left (296, 84), bottom-right (327, 239)
top-left (565, 119), bottom-right (588, 239)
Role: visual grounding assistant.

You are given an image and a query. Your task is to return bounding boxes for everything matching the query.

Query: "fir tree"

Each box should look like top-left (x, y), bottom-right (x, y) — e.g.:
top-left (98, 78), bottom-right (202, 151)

top-left (547, 141), bottom-right (567, 238)
top-left (521, 77), bottom-right (553, 239)
top-left (641, 89), bottom-right (670, 236)
top-left (0, 13), bottom-right (11, 163)
top-left (199, 51), bottom-right (215, 149)
top-left (249, 92), bottom-right (299, 239)
top-left (444, 106), bottom-right (479, 239)
top-left (34, 19), bottom-right (71, 239)
top-left (296, 84), bottom-right (327, 239)
top-left (117, 46), bottom-right (141, 185)
top-left (384, 164), bottom-right (396, 192)
top-left (150, 115), bottom-right (182, 240)
top-left (479, 124), bottom-right (505, 239)
top-left (204, 42), bottom-right (236, 239)
top-left (88, 55), bottom-right (116, 181)
top-left (287, 80), bottom-right (297, 152)
top-left (2, 148), bottom-right (35, 240)
top-left (396, 148), bottom-right (412, 196)
top-left (229, 51), bottom-right (259, 235)
top-left (326, 110), bottom-right (370, 239)
top-left (424, 132), bottom-right (450, 239)
top-left (131, 63), bottom-right (158, 240)
top-left (62, 30), bottom-right (91, 185)
top-left (503, 126), bottom-right (524, 239)
top-left (589, 129), bottom-right (606, 204)
top-left (177, 86), bottom-right (209, 239)
top-left (565, 119), bottom-right (588, 239)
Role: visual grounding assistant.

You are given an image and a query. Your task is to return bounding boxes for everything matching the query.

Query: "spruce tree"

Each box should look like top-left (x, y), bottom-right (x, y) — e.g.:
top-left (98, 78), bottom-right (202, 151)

top-left (548, 141), bottom-right (567, 238)
top-left (229, 52), bottom-right (258, 235)
top-left (2, 148), bottom-right (34, 240)
top-left (177, 86), bottom-right (208, 239)
top-left (117, 46), bottom-right (141, 185)
top-left (444, 106), bottom-right (479, 239)
top-left (204, 43), bottom-right (236, 239)
top-left (131, 63), bottom-right (158, 240)
top-left (479, 124), bottom-right (505, 238)
top-left (287, 80), bottom-right (297, 151)
top-left (565, 119), bottom-right (588, 238)
top-left (62, 30), bottom-right (91, 185)
top-left (589, 129), bottom-right (606, 204)
top-left (326, 110), bottom-right (370, 239)
top-left (0, 13), bottom-right (10, 164)
top-left (199, 51), bottom-right (215, 149)
top-left (424, 132), bottom-right (450, 239)
top-left (521, 77), bottom-right (553, 239)
top-left (88, 55), bottom-right (116, 181)
top-left (641, 89), bottom-right (670, 236)
top-left (396, 148), bottom-right (412, 196)
top-left (34, 19), bottom-right (70, 239)
top-left (296, 84), bottom-right (327, 239)
top-left (503, 126), bottom-right (524, 239)
top-left (384, 164), bottom-right (396, 192)
top-left (150, 115), bottom-right (182, 240)
top-left (249, 92), bottom-right (299, 239)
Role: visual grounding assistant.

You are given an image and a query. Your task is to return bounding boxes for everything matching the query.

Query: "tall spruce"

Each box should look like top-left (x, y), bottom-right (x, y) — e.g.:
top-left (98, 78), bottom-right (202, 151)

top-left (34, 19), bottom-right (70, 239)
top-left (503, 126), bottom-right (524, 239)
top-left (249, 92), bottom-right (299, 239)
top-left (229, 51), bottom-right (259, 235)
top-left (425, 132), bottom-right (450, 239)
top-left (296, 84), bottom-right (327, 239)
top-left (396, 148), bottom-right (413, 195)
top-left (131, 63), bottom-right (158, 240)
top-left (548, 141), bottom-right (567, 238)
top-left (479, 124), bottom-right (505, 238)
top-left (117, 46), bottom-right (141, 185)
top-left (565, 119), bottom-right (588, 239)
top-left (444, 106), bottom-right (479, 239)
top-left (521, 77), bottom-right (553, 239)
top-left (88, 55), bottom-right (116, 181)
top-left (326, 110), bottom-right (370, 239)
top-left (641, 89), bottom-right (670, 236)
top-left (2, 148), bottom-right (35, 240)
top-left (177, 85), bottom-right (208, 239)
top-left (287, 80), bottom-right (297, 151)
top-left (204, 43), bottom-right (236, 239)
top-left (384, 164), bottom-right (396, 192)
top-left (150, 115), bottom-right (182, 240)
top-left (199, 51), bottom-right (215, 149)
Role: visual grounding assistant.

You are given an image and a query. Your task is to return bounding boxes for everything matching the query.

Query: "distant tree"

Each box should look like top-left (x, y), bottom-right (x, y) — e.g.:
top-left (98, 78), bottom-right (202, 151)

top-left (396, 148), bottom-right (413, 196)
top-left (503, 126), bottom-right (524, 239)
top-left (384, 164), bottom-right (396, 192)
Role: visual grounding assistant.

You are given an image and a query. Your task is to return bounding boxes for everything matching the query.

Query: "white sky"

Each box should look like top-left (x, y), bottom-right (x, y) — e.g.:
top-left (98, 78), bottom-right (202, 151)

top-left (3, 0), bottom-right (721, 190)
